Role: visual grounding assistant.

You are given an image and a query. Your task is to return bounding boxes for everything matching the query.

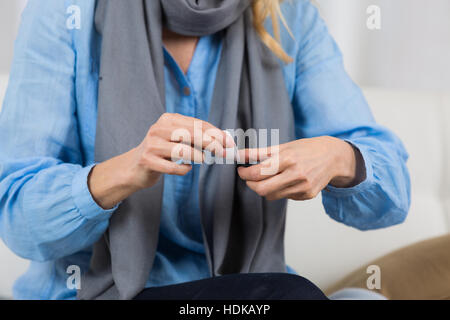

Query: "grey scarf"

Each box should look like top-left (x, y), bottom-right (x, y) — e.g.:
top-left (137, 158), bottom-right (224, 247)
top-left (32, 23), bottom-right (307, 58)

top-left (78, 0), bottom-right (296, 300)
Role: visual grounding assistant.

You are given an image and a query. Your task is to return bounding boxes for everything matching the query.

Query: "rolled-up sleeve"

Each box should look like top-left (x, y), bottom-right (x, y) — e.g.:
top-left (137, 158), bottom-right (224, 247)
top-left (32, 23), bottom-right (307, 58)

top-left (291, 0), bottom-right (411, 230)
top-left (0, 0), bottom-right (116, 262)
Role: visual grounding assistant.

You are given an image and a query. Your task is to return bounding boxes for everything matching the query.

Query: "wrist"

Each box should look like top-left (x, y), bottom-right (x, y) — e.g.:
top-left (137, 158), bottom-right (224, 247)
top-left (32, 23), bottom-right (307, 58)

top-left (88, 148), bottom-right (142, 209)
top-left (121, 147), bottom-right (148, 190)
top-left (328, 137), bottom-right (358, 188)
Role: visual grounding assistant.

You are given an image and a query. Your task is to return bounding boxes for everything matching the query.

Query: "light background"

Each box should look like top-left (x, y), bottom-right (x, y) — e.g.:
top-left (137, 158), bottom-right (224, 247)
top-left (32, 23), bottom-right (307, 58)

top-left (1, 0), bottom-right (449, 90)
top-left (0, 0), bottom-right (449, 298)
top-left (315, 0), bottom-right (450, 91)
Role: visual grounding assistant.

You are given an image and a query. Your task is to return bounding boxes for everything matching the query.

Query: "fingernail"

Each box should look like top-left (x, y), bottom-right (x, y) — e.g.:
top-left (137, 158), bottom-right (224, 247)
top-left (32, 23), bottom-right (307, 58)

top-left (224, 131), bottom-right (236, 148)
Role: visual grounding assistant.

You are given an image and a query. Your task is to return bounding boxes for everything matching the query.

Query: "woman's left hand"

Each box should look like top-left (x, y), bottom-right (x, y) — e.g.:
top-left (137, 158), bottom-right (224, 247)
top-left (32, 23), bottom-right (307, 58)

top-left (237, 136), bottom-right (364, 201)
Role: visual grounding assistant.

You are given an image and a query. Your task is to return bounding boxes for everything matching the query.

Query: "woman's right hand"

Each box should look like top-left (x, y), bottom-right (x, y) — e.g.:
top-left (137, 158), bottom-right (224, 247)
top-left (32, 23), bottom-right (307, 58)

top-left (88, 113), bottom-right (234, 210)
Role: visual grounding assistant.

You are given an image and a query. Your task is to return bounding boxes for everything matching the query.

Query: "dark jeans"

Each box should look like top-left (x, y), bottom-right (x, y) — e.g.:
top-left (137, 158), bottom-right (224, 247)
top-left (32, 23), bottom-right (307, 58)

top-left (134, 273), bottom-right (328, 300)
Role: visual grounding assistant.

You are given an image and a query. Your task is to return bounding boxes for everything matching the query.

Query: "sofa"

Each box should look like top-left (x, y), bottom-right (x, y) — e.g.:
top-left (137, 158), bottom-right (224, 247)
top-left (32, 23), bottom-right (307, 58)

top-left (1, 73), bottom-right (449, 298)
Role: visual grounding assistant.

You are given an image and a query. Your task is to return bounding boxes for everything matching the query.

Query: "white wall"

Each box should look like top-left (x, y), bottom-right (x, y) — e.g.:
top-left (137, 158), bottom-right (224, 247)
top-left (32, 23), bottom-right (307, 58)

top-left (0, 75), bottom-right (29, 298)
top-left (316, 0), bottom-right (450, 91)
top-left (0, 0), bottom-right (29, 298)
top-left (0, 0), bottom-right (27, 74)
top-left (1, 0), bottom-right (449, 89)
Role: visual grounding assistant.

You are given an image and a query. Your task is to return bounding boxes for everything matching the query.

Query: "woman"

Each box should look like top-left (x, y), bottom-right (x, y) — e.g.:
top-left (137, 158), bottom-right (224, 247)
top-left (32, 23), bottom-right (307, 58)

top-left (0, 0), bottom-right (410, 300)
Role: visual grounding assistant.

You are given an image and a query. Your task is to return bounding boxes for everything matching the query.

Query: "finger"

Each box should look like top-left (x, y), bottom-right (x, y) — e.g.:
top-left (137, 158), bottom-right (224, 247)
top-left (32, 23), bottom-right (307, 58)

top-left (151, 140), bottom-right (204, 163)
top-left (153, 124), bottom-right (221, 157)
top-left (245, 170), bottom-right (299, 198)
top-left (236, 143), bottom-right (287, 164)
top-left (237, 150), bottom-right (295, 182)
top-left (148, 155), bottom-right (193, 176)
top-left (155, 121), bottom-right (230, 158)
top-left (237, 158), bottom-right (278, 182)
top-left (265, 181), bottom-right (317, 201)
top-left (236, 147), bottom-right (275, 165)
top-left (169, 114), bottom-right (235, 150)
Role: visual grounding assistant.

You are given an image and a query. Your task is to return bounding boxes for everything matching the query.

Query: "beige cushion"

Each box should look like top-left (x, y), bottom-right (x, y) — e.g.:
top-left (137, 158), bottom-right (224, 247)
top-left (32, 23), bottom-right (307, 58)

top-left (325, 234), bottom-right (450, 300)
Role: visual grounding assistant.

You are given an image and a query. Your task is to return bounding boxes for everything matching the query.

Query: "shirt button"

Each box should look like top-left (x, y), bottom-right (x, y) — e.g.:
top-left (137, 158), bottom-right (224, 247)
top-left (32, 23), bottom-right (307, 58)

top-left (183, 86), bottom-right (191, 96)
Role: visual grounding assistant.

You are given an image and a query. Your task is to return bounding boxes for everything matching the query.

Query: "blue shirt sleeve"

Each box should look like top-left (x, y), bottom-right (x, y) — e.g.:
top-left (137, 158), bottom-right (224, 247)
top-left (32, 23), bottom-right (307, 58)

top-left (290, 1), bottom-right (411, 230)
top-left (0, 0), bottom-right (116, 262)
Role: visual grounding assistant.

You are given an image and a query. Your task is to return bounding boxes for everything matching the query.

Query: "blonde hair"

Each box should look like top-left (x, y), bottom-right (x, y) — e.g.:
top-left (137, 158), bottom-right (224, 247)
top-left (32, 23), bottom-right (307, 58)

top-left (252, 0), bottom-right (293, 63)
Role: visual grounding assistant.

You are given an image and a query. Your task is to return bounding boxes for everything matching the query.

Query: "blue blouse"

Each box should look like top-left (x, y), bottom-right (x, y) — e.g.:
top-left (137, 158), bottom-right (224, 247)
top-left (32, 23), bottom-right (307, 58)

top-left (0, 0), bottom-right (410, 299)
